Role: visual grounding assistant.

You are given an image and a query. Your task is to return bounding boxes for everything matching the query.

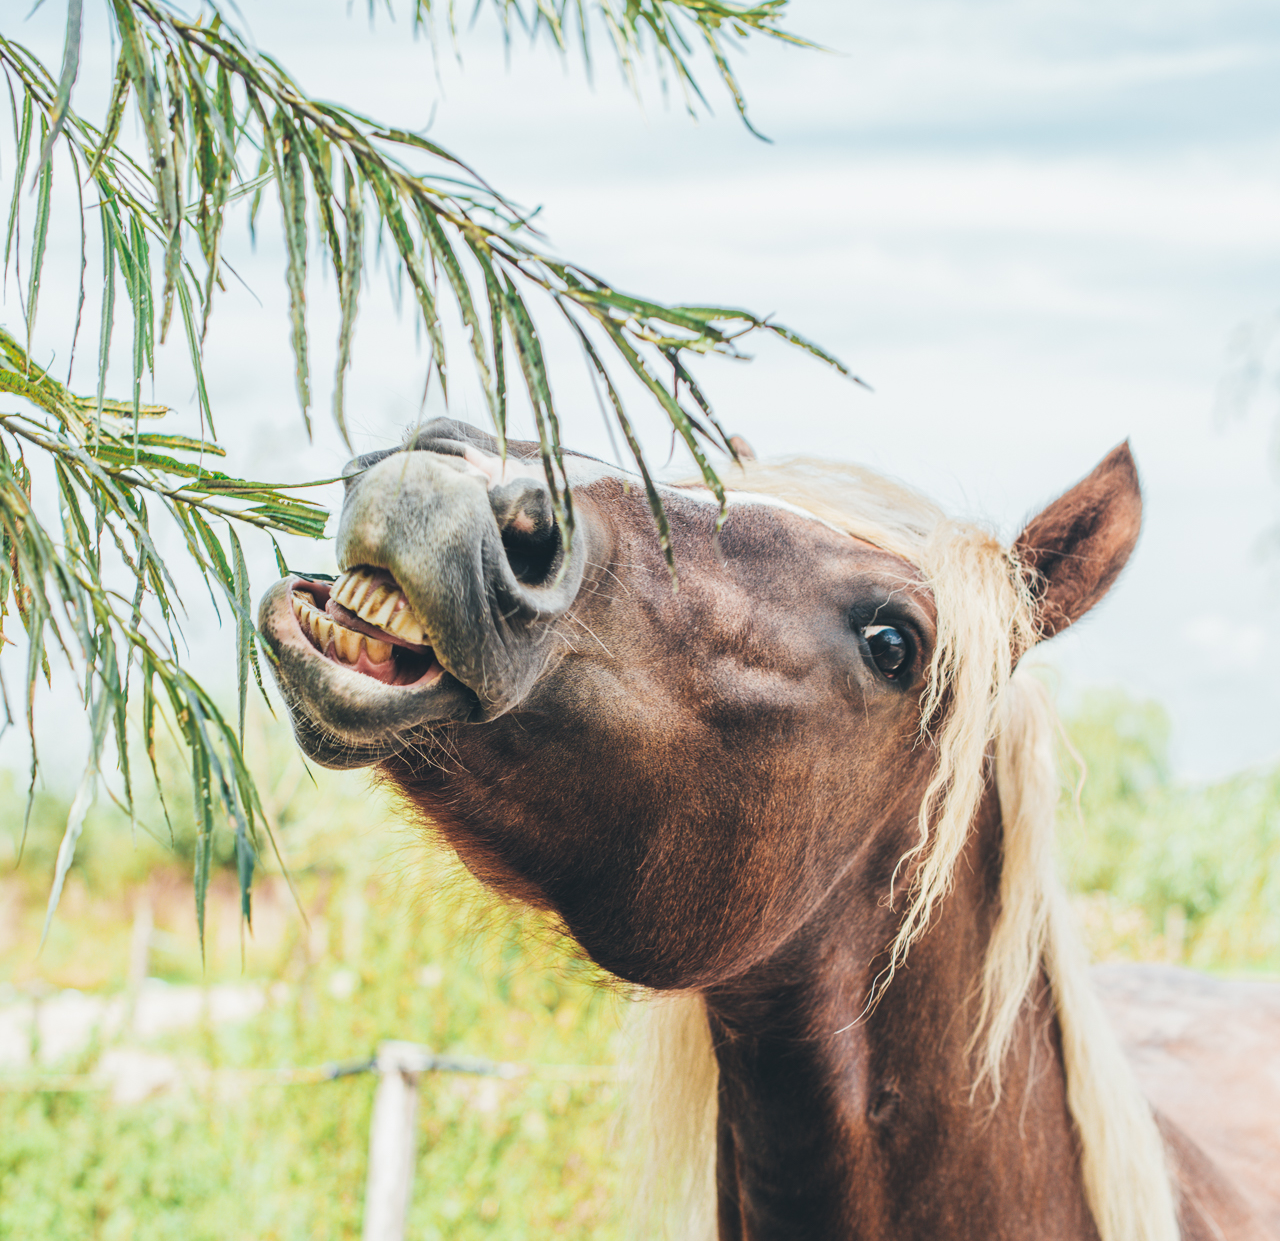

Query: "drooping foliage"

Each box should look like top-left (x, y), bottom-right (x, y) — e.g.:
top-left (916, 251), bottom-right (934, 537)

top-left (0, 0), bottom-right (843, 937)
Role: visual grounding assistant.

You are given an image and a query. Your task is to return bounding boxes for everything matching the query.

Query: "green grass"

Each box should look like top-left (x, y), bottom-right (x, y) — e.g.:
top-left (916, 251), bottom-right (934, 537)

top-left (1, 691), bottom-right (1278, 1237)
top-left (0, 928), bottom-right (627, 1240)
top-left (0, 719), bottom-right (630, 1239)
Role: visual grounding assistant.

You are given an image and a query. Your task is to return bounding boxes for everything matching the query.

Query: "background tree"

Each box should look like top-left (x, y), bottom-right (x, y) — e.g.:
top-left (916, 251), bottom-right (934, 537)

top-left (0, 1), bottom-right (846, 939)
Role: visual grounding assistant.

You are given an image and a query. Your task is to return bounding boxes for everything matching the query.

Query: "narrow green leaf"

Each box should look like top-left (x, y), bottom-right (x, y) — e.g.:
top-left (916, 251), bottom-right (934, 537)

top-left (140, 653), bottom-right (173, 842)
top-left (356, 153), bottom-right (447, 395)
top-left (124, 212), bottom-right (155, 427)
top-left (132, 432), bottom-right (225, 457)
top-left (186, 505), bottom-right (233, 613)
top-left (228, 522), bottom-right (250, 744)
top-left (25, 130), bottom-right (53, 346)
top-left (35, 0), bottom-right (82, 171)
top-left (272, 109), bottom-right (312, 431)
top-left (53, 459), bottom-right (96, 573)
top-left (564, 308), bottom-right (675, 579)
top-left (39, 692), bottom-right (107, 948)
top-left (158, 51), bottom-right (186, 340)
top-left (197, 62), bottom-right (235, 338)
top-left (85, 51), bottom-right (130, 181)
top-left (270, 535), bottom-right (289, 577)
top-left (599, 312), bottom-right (727, 521)
top-left (416, 200), bottom-right (494, 423)
top-left (4, 90), bottom-right (32, 285)
top-left (333, 160), bottom-right (362, 451)
top-left (93, 204), bottom-right (118, 429)
top-left (64, 145), bottom-right (89, 387)
top-left (190, 734), bottom-right (213, 955)
top-left (498, 276), bottom-right (573, 548)
top-left (468, 239), bottom-right (509, 453)
top-left (175, 272), bottom-right (216, 441)
top-left (293, 124), bottom-right (341, 279)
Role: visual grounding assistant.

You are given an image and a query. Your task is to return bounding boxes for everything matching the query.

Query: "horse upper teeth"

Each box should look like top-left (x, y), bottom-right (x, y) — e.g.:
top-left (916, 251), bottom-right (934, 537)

top-left (290, 590), bottom-right (394, 665)
top-left (330, 568), bottom-right (428, 645)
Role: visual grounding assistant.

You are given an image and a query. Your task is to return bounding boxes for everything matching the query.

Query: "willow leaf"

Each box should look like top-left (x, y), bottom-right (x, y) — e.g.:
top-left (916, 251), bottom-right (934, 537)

top-left (467, 239), bottom-right (509, 452)
top-left (189, 728), bottom-right (213, 953)
top-left (198, 61), bottom-right (235, 337)
top-left (270, 535), bottom-right (290, 578)
top-left (85, 50), bottom-right (130, 180)
top-left (333, 160), bottom-right (363, 450)
top-left (293, 123), bottom-right (341, 280)
top-left (175, 272), bottom-right (216, 440)
top-left (273, 110), bottom-right (312, 429)
top-left (228, 523), bottom-right (251, 743)
top-left (93, 204), bottom-right (118, 426)
top-left (139, 652), bottom-right (174, 840)
top-left (54, 458), bottom-right (96, 573)
top-left (100, 622), bottom-right (133, 819)
top-left (497, 276), bottom-right (574, 545)
top-left (567, 310), bottom-right (675, 577)
top-left (36, 0), bottom-right (82, 171)
top-left (39, 743), bottom-right (100, 949)
top-left (136, 432), bottom-right (224, 456)
top-left (356, 153), bottom-right (447, 393)
top-left (25, 134), bottom-right (52, 345)
top-left (123, 212), bottom-right (154, 425)
top-left (4, 89), bottom-right (32, 282)
top-left (417, 200), bottom-right (494, 424)
top-left (599, 313), bottom-right (726, 517)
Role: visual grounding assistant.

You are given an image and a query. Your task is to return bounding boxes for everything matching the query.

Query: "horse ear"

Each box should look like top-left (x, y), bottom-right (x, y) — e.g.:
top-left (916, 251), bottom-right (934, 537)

top-left (1013, 442), bottom-right (1142, 642)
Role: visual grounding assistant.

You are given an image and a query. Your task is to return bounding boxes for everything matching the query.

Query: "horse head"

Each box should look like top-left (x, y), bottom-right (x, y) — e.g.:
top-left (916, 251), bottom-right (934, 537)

top-left (259, 416), bottom-right (1140, 992)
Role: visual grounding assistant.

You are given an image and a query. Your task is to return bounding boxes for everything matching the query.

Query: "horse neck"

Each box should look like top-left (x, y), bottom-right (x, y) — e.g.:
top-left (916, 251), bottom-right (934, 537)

top-left (701, 780), bottom-right (1099, 1241)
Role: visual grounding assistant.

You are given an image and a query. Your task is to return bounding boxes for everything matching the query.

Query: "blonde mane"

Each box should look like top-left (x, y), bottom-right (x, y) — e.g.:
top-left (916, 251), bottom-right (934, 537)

top-left (630, 458), bottom-right (1178, 1241)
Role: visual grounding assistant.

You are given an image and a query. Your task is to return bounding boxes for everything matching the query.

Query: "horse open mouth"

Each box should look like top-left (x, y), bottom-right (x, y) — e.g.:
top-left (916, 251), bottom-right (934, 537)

top-left (259, 421), bottom-right (599, 765)
top-left (290, 567), bottom-right (444, 688)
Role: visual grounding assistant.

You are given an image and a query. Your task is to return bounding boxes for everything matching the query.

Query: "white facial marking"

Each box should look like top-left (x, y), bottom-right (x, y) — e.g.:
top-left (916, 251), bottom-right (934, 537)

top-left (676, 486), bottom-right (845, 535)
top-left (433, 445), bottom-right (844, 535)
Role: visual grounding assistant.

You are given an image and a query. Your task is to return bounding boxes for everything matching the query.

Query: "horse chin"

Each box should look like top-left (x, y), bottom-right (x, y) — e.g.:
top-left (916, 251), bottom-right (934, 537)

top-left (257, 575), bottom-right (476, 770)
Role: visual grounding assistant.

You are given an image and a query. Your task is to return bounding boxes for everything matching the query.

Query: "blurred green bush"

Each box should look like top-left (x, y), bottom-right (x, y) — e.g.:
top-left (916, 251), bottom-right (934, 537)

top-left (1060, 689), bottom-right (1280, 972)
top-left (0, 716), bottom-right (630, 1239)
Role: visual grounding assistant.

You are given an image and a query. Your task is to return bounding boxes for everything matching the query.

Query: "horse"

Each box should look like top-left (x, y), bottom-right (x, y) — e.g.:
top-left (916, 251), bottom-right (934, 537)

top-left (258, 417), bottom-right (1280, 1240)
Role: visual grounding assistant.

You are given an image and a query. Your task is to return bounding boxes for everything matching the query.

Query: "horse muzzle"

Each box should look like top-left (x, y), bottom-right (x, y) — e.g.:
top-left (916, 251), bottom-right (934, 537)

top-left (257, 420), bottom-right (593, 769)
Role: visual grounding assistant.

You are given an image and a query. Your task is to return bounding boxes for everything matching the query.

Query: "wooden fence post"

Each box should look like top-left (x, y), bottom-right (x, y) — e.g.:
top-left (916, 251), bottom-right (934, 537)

top-left (362, 1041), bottom-right (434, 1241)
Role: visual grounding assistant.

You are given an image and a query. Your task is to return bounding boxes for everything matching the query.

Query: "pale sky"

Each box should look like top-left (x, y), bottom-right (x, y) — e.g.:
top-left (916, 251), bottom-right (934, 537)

top-left (8, 0), bottom-right (1280, 784)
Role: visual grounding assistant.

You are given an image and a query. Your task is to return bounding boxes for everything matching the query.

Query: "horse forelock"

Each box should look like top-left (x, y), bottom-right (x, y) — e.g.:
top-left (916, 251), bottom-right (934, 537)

top-left (647, 457), bottom-right (1179, 1241)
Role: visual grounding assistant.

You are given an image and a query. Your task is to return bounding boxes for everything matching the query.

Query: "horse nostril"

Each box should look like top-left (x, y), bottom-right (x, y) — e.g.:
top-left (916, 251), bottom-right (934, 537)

top-left (492, 478), bottom-right (559, 585)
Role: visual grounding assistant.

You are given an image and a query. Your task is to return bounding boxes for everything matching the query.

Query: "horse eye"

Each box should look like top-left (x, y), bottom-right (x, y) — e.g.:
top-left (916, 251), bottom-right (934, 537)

top-left (863, 624), bottom-right (909, 679)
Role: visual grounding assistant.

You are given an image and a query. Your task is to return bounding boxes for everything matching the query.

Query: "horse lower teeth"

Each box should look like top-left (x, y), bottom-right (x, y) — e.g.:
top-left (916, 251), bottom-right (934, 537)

top-left (330, 567), bottom-right (428, 645)
top-left (291, 591), bottom-right (393, 664)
